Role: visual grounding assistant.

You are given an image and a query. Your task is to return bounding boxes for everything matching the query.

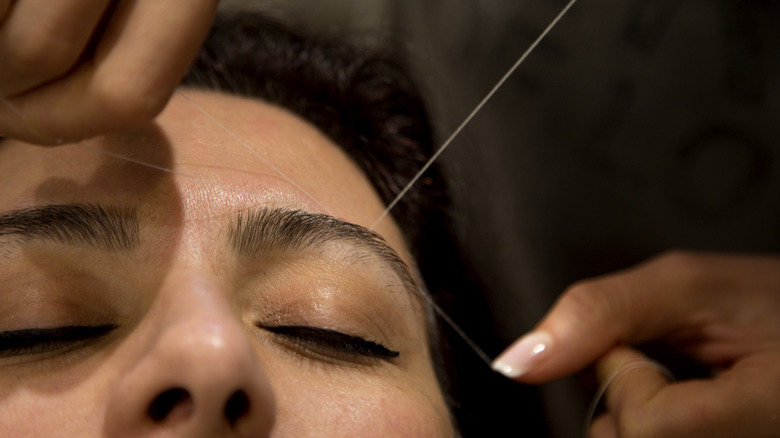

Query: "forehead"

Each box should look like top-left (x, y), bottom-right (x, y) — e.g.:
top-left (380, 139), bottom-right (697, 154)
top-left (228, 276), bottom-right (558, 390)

top-left (0, 90), bottom-right (410, 259)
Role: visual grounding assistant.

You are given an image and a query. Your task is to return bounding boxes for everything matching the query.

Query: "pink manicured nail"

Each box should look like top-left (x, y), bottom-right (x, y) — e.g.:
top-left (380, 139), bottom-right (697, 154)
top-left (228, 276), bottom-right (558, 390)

top-left (491, 331), bottom-right (553, 378)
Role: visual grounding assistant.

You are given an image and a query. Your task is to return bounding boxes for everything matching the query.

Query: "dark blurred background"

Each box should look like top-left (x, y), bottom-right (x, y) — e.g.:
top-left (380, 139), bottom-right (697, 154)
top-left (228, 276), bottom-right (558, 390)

top-left (222, 1), bottom-right (780, 436)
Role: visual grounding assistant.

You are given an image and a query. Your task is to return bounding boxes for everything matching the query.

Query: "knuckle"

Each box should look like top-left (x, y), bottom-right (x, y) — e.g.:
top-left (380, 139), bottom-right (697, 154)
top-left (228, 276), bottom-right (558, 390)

top-left (672, 400), bottom-right (720, 437)
top-left (6, 32), bottom-right (83, 80)
top-left (656, 249), bottom-right (704, 271)
top-left (614, 395), bottom-right (725, 438)
top-left (91, 75), bottom-right (171, 125)
top-left (563, 278), bottom-right (632, 334)
top-left (652, 249), bottom-right (716, 290)
top-left (614, 404), bottom-right (678, 438)
top-left (614, 411), bottom-right (645, 438)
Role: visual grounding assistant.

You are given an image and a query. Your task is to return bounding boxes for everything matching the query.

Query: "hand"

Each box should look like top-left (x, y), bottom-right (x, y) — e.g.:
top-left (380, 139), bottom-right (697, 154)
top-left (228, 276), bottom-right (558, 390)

top-left (0, 0), bottom-right (219, 144)
top-left (492, 251), bottom-right (780, 438)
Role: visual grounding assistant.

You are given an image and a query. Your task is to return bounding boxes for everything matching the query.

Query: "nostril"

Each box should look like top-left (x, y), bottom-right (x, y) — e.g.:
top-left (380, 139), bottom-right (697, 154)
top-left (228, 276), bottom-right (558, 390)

top-left (148, 387), bottom-right (192, 422)
top-left (224, 390), bottom-right (251, 426)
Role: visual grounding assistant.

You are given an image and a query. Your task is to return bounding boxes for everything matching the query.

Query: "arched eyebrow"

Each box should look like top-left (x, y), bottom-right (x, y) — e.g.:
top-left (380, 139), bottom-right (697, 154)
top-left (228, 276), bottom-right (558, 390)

top-left (0, 204), bottom-right (421, 299)
top-left (0, 204), bottom-right (139, 252)
top-left (229, 208), bottom-right (421, 298)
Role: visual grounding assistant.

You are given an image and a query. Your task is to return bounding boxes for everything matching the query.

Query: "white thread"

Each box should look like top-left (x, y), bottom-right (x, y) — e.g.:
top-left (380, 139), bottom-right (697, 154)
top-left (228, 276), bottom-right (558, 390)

top-left (582, 358), bottom-right (675, 438)
top-left (1, 96), bottom-right (53, 143)
top-left (93, 147), bottom-right (280, 201)
top-left (81, 94), bottom-right (334, 215)
top-left (0, 97), bottom-right (22, 118)
top-left (370, 0), bottom-right (579, 229)
top-left (0, 97), bottom-right (30, 135)
top-left (175, 91), bottom-right (335, 217)
top-left (92, 127), bottom-right (495, 368)
top-left (76, 0), bottom-right (578, 369)
top-left (426, 295), bottom-right (494, 366)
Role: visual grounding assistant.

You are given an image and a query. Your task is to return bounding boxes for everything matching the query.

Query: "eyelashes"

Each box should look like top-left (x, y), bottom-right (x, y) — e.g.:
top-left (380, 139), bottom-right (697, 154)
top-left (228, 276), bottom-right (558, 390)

top-left (0, 324), bottom-right (118, 358)
top-left (0, 323), bottom-right (398, 364)
top-left (260, 325), bottom-right (400, 362)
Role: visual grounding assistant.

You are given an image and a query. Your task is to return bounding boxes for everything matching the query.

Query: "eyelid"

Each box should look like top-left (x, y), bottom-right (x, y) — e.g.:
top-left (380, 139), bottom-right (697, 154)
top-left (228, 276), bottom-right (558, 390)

top-left (259, 324), bottom-right (400, 362)
top-left (0, 324), bottom-right (118, 358)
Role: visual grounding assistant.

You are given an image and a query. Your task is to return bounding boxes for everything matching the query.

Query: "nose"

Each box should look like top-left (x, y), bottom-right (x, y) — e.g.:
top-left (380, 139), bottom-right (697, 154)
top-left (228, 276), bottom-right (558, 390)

top-left (104, 273), bottom-right (276, 437)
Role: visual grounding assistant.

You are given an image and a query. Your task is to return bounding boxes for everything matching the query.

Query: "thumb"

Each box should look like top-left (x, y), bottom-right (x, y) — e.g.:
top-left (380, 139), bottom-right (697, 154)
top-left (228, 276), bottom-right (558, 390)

top-left (492, 253), bottom-right (694, 383)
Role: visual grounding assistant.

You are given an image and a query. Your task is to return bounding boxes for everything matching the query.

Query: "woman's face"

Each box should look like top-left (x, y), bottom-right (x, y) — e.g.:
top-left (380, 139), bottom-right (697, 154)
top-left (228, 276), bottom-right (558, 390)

top-left (0, 91), bottom-right (452, 437)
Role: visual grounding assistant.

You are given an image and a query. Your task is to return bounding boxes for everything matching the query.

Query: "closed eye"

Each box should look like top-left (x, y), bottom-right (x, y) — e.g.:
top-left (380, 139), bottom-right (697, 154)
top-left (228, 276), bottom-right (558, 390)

top-left (0, 324), bottom-right (118, 358)
top-left (260, 325), bottom-right (399, 361)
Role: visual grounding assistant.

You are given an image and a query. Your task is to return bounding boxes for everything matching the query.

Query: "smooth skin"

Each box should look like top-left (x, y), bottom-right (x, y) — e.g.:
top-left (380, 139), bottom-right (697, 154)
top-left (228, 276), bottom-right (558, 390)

top-left (0, 0), bottom-right (219, 144)
top-left (0, 91), bottom-right (453, 437)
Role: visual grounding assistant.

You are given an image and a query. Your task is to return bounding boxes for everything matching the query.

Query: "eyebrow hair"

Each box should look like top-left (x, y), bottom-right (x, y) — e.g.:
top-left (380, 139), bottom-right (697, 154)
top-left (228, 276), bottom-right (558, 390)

top-left (229, 208), bottom-right (420, 297)
top-left (0, 204), bottom-right (139, 252)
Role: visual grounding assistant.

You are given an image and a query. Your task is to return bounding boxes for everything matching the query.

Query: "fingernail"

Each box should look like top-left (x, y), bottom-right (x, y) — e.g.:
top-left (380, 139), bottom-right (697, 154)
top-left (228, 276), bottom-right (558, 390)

top-left (491, 331), bottom-right (553, 378)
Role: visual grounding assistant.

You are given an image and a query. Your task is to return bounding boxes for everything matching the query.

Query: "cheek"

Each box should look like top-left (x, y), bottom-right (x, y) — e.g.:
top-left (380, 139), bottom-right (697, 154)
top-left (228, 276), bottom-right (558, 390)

top-left (272, 377), bottom-right (452, 437)
top-left (370, 395), bottom-right (453, 437)
top-left (0, 374), bottom-right (108, 437)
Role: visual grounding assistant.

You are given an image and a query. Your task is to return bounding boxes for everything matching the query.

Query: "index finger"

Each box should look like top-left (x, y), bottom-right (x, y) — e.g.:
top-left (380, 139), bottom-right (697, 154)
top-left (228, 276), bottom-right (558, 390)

top-left (2, 0), bottom-right (219, 144)
top-left (492, 251), bottom-right (714, 382)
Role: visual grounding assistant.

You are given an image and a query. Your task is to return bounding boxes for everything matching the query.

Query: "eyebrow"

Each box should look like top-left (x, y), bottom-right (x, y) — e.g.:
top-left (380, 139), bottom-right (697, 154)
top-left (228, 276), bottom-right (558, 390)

top-left (0, 204), bottom-right (139, 252)
top-left (229, 208), bottom-right (420, 297)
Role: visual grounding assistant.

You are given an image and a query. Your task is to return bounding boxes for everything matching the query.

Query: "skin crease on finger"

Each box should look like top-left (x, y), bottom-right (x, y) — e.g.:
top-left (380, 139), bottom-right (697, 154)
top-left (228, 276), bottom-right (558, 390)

top-left (0, 90), bottom-right (454, 437)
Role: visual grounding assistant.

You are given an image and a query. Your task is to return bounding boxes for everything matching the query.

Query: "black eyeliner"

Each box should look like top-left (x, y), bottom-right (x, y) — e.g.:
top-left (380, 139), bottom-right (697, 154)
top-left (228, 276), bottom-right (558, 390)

top-left (263, 325), bottom-right (400, 359)
top-left (0, 324), bottom-right (118, 357)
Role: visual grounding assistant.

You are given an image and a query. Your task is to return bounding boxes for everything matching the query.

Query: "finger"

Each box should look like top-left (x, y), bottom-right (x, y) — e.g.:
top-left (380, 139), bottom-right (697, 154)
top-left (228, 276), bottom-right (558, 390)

top-left (599, 347), bottom-right (780, 438)
top-left (596, 346), bottom-right (670, 414)
top-left (2, 0), bottom-right (219, 144)
top-left (0, 0), bottom-right (111, 96)
top-left (493, 251), bottom-right (730, 382)
top-left (588, 414), bottom-right (617, 438)
top-left (493, 253), bottom-right (688, 381)
top-left (88, 0), bottom-right (220, 117)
